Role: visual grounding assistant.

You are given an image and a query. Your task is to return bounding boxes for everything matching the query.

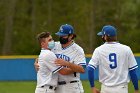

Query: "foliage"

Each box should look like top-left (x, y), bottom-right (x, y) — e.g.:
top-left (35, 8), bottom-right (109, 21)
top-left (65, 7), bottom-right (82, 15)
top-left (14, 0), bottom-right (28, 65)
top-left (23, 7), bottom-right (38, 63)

top-left (0, 0), bottom-right (140, 55)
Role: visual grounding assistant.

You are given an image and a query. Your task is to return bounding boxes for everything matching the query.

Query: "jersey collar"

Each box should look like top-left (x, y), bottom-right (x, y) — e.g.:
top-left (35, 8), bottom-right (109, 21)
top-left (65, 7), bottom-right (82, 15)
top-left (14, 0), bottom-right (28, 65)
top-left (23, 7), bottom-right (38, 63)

top-left (41, 48), bottom-right (49, 50)
top-left (105, 41), bottom-right (119, 44)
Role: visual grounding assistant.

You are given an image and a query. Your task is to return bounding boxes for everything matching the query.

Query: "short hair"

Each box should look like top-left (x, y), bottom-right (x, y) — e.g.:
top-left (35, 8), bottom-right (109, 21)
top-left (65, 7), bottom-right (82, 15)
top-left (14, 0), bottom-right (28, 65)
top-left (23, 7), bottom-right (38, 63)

top-left (37, 32), bottom-right (50, 43)
top-left (69, 34), bottom-right (76, 39)
top-left (106, 36), bottom-right (117, 42)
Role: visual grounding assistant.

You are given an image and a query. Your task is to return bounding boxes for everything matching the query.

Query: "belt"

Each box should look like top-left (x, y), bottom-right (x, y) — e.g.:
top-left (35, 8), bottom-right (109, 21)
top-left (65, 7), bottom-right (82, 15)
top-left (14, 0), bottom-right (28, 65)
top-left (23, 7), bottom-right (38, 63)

top-left (41, 85), bottom-right (56, 90)
top-left (58, 80), bottom-right (79, 85)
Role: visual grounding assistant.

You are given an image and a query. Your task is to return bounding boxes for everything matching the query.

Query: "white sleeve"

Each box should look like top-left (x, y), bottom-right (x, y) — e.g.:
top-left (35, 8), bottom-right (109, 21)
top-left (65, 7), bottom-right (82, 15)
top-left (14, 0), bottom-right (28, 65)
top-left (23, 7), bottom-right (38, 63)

top-left (88, 48), bottom-right (99, 69)
top-left (73, 49), bottom-right (86, 66)
top-left (43, 52), bottom-right (63, 74)
top-left (128, 47), bottom-right (138, 70)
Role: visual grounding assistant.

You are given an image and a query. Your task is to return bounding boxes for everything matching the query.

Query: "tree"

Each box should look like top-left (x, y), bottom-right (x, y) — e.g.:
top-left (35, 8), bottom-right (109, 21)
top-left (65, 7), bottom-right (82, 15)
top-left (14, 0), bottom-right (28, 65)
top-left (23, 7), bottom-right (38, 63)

top-left (2, 0), bottom-right (17, 55)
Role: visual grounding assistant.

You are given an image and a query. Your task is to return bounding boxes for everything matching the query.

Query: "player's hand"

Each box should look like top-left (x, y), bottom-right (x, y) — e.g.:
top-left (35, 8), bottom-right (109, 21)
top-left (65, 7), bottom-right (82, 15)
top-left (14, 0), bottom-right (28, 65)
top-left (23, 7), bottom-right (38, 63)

top-left (55, 59), bottom-right (69, 66)
top-left (34, 58), bottom-right (39, 72)
top-left (91, 87), bottom-right (100, 93)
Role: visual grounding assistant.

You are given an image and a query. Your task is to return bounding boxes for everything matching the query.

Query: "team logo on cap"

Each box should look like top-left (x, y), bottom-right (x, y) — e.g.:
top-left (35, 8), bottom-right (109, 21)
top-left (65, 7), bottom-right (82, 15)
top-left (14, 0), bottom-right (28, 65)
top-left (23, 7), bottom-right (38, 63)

top-left (69, 30), bottom-right (71, 34)
top-left (104, 31), bottom-right (105, 35)
top-left (60, 26), bottom-right (63, 32)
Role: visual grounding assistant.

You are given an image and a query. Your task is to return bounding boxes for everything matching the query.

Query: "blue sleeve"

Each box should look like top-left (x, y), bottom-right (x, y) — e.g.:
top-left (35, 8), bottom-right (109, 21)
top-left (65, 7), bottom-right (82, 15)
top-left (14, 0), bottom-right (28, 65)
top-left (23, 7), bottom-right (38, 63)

top-left (129, 69), bottom-right (139, 90)
top-left (87, 66), bottom-right (95, 87)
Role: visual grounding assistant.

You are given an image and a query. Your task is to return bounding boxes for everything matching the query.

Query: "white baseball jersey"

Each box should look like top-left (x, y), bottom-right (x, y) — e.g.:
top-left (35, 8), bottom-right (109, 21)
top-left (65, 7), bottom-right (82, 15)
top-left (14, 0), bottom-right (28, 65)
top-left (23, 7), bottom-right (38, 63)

top-left (88, 42), bottom-right (138, 86)
top-left (36, 49), bottom-right (63, 87)
top-left (52, 41), bottom-right (86, 82)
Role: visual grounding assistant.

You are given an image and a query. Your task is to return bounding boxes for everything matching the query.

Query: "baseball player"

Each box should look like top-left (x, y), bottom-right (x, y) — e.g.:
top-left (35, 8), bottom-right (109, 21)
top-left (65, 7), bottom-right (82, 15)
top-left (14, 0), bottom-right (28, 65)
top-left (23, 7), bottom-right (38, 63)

top-left (35, 32), bottom-right (74, 93)
top-left (54, 24), bottom-right (86, 93)
top-left (87, 25), bottom-right (139, 93)
top-left (34, 24), bottom-right (86, 93)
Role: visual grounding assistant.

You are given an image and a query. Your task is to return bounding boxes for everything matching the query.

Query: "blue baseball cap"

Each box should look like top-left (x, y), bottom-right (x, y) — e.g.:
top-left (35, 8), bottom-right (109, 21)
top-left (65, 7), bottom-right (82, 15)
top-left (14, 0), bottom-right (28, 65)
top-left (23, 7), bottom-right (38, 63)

top-left (55, 24), bottom-right (74, 36)
top-left (97, 25), bottom-right (117, 36)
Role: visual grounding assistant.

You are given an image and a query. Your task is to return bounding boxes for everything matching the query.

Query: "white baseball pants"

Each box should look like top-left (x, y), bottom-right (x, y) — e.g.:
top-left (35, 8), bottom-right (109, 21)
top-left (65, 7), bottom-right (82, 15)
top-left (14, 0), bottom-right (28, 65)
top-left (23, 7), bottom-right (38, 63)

top-left (101, 84), bottom-right (128, 93)
top-left (55, 81), bottom-right (84, 93)
top-left (35, 86), bottom-right (56, 93)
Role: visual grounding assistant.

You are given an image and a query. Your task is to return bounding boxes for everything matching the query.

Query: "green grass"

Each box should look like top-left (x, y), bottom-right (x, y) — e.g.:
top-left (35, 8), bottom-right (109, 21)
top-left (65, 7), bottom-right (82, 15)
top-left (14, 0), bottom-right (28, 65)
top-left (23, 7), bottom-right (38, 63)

top-left (0, 81), bottom-right (36, 93)
top-left (82, 80), bottom-right (140, 93)
top-left (0, 81), bottom-right (139, 93)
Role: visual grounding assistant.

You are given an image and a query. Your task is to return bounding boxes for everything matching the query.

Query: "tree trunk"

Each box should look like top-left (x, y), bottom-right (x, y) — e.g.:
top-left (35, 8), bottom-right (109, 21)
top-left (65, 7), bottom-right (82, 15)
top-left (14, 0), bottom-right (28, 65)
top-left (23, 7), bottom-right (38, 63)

top-left (2, 0), bottom-right (16, 55)
top-left (89, 0), bottom-right (96, 53)
top-left (31, 0), bottom-right (36, 32)
top-left (47, 0), bottom-right (52, 31)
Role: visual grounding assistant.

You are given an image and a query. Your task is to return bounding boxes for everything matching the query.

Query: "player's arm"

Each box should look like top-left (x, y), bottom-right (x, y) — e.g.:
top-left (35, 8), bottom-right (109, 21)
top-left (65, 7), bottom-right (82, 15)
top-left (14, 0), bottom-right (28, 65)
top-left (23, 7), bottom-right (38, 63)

top-left (34, 57), bottom-right (74, 75)
top-left (34, 58), bottom-right (39, 72)
top-left (128, 47), bottom-right (139, 93)
top-left (87, 66), bottom-right (100, 93)
top-left (55, 58), bottom-right (85, 73)
top-left (87, 49), bottom-right (100, 93)
top-left (129, 69), bottom-right (139, 93)
top-left (57, 48), bottom-right (86, 73)
top-left (58, 68), bottom-right (74, 75)
top-left (42, 52), bottom-right (75, 75)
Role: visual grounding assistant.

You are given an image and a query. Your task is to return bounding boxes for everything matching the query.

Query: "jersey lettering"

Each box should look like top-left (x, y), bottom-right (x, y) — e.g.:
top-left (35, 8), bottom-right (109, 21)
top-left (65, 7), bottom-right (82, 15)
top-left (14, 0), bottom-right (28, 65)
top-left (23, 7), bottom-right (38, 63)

top-left (55, 54), bottom-right (70, 61)
top-left (109, 53), bottom-right (117, 69)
